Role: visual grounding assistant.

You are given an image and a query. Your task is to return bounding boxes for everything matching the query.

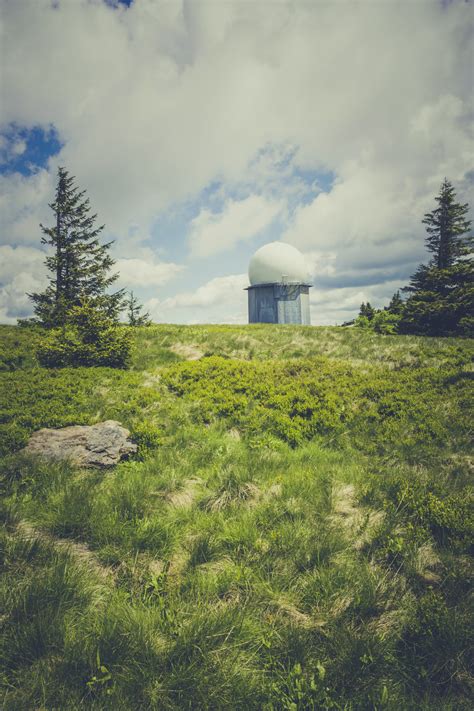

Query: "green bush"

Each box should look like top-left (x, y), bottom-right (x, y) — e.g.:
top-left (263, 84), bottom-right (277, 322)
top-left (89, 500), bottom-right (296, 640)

top-left (0, 346), bottom-right (25, 372)
top-left (130, 421), bottom-right (162, 459)
top-left (0, 423), bottom-right (28, 457)
top-left (36, 302), bottom-right (132, 369)
top-left (371, 310), bottom-right (402, 335)
top-left (355, 310), bottom-right (401, 335)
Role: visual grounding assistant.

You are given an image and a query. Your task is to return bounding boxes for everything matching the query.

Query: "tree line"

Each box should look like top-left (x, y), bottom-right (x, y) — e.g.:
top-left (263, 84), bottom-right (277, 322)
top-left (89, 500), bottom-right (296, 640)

top-left (354, 179), bottom-right (473, 336)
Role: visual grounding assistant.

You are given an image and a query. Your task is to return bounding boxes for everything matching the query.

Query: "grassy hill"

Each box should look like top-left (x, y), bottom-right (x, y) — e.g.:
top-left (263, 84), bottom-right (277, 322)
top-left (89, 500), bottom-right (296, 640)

top-left (0, 324), bottom-right (473, 710)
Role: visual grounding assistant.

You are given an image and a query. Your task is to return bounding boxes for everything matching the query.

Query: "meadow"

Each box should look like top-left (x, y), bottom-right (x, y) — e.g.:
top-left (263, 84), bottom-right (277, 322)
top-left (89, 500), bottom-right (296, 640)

top-left (0, 324), bottom-right (473, 710)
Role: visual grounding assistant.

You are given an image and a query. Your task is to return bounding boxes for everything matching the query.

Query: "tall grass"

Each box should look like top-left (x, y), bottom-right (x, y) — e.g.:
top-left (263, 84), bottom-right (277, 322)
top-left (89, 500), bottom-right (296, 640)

top-left (0, 324), bottom-right (472, 709)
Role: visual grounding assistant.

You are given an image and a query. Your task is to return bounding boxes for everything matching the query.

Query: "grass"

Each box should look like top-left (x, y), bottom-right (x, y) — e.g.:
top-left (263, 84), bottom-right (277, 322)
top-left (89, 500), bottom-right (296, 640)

top-left (0, 324), bottom-right (473, 709)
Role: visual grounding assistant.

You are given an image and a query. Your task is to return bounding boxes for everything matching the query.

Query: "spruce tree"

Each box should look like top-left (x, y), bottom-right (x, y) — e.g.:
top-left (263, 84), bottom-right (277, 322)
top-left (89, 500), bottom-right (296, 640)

top-left (422, 178), bottom-right (471, 270)
top-left (359, 302), bottom-right (375, 321)
top-left (387, 291), bottom-right (404, 315)
top-left (29, 167), bottom-right (124, 327)
top-left (400, 179), bottom-right (473, 336)
top-left (126, 291), bottom-right (151, 326)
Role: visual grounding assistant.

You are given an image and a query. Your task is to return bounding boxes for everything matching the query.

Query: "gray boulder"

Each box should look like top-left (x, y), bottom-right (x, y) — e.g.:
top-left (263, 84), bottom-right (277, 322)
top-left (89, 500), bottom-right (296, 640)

top-left (22, 420), bottom-right (137, 468)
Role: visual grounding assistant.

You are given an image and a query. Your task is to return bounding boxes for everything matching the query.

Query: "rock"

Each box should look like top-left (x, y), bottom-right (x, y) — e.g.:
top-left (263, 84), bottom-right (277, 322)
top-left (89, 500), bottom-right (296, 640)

top-left (22, 420), bottom-right (137, 468)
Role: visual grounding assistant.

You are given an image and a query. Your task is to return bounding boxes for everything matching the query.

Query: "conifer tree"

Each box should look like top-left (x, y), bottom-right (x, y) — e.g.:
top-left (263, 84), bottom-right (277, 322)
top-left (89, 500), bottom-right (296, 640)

top-left (387, 291), bottom-right (404, 315)
top-left (400, 179), bottom-right (473, 335)
top-left (423, 178), bottom-right (471, 270)
top-left (126, 291), bottom-right (151, 326)
top-left (359, 302), bottom-right (375, 321)
top-left (29, 167), bottom-right (124, 326)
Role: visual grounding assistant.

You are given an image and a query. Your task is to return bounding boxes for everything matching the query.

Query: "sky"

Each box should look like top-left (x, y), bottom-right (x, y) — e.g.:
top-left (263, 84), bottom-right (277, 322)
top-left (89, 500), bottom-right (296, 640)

top-left (0, 0), bottom-right (473, 325)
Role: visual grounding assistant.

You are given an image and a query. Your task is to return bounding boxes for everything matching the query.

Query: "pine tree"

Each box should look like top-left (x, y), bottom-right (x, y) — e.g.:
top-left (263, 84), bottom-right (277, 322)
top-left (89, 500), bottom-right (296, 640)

top-left (400, 180), bottom-right (473, 336)
top-left (29, 167), bottom-right (124, 327)
top-left (126, 291), bottom-right (151, 327)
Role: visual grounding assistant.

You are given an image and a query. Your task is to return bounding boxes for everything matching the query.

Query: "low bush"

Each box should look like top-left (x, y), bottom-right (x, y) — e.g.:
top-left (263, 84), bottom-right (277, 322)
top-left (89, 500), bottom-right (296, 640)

top-left (130, 421), bottom-right (163, 459)
top-left (162, 355), bottom-right (470, 456)
top-left (36, 302), bottom-right (132, 369)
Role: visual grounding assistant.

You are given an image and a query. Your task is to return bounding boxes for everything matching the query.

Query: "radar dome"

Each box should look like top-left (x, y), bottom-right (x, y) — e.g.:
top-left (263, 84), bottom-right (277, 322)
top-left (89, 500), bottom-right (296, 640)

top-left (248, 242), bottom-right (309, 286)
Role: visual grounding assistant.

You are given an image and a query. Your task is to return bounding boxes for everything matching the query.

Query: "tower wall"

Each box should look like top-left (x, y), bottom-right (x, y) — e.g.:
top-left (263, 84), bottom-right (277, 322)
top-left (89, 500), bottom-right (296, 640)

top-left (247, 283), bottom-right (311, 325)
top-left (248, 285), bottom-right (277, 323)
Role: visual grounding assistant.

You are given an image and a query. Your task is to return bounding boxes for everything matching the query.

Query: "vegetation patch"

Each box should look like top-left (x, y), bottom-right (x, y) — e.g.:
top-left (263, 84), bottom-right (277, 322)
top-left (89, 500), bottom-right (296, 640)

top-left (162, 354), bottom-right (472, 455)
top-left (0, 325), bottom-right (473, 710)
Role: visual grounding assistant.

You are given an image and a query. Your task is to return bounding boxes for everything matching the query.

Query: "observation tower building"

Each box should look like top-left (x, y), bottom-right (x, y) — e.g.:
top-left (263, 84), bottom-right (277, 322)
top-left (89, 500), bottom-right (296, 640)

top-left (246, 242), bottom-right (312, 325)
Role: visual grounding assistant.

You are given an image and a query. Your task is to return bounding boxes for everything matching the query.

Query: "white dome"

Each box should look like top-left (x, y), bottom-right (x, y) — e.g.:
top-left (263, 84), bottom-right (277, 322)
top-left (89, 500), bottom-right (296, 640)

top-left (248, 241), bottom-right (310, 285)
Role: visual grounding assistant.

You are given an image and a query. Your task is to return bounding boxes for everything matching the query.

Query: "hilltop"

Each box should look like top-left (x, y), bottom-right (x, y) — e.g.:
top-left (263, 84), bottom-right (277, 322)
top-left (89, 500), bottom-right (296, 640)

top-left (0, 325), bottom-right (473, 710)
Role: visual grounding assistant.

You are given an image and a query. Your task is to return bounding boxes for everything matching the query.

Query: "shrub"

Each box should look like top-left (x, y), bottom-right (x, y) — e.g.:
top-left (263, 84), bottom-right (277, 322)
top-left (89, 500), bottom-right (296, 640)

top-left (355, 310), bottom-right (401, 335)
top-left (36, 302), bottom-right (131, 369)
top-left (0, 346), bottom-right (25, 372)
top-left (130, 422), bottom-right (162, 459)
top-left (354, 315), bottom-right (371, 329)
top-left (371, 310), bottom-right (402, 335)
top-left (0, 423), bottom-right (28, 457)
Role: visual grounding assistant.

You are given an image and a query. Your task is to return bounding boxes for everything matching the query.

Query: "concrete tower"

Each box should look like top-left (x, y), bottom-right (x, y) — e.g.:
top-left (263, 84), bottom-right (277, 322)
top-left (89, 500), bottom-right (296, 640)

top-left (246, 242), bottom-right (311, 324)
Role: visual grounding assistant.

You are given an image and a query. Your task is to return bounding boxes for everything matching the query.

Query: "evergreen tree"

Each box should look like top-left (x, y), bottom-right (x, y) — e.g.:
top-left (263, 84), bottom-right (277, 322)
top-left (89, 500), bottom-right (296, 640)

top-left (29, 167), bottom-right (124, 327)
top-left (387, 291), bottom-right (404, 315)
top-left (126, 291), bottom-right (151, 326)
top-left (359, 302), bottom-right (375, 321)
top-left (400, 179), bottom-right (473, 336)
top-left (422, 178), bottom-right (471, 270)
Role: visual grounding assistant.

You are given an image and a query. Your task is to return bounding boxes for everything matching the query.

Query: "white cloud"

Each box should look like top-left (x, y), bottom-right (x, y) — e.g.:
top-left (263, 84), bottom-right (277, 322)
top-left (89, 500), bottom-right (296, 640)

top-left (310, 280), bottom-right (406, 326)
top-left (114, 257), bottom-right (184, 287)
top-left (188, 195), bottom-right (282, 257)
top-left (0, 245), bottom-right (46, 284)
top-left (0, 245), bottom-right (47, 322)
top-left (162, 273), bottom-right (247, 309)
top-left (11, 139), bottom-right (26, 156)
top-left (0, 132), bottom-right (27, 165)
top-left (1, 0), bottom-right (473, 323)
top-left (0, 169), bottom-right (55, 246)
top-left (147, 273), bottom-right (248, 323)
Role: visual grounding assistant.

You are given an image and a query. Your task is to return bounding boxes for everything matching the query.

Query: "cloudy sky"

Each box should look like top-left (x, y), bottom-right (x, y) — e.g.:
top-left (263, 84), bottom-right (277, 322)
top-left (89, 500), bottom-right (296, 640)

top-left (1, 0), bottom-right (472, 325)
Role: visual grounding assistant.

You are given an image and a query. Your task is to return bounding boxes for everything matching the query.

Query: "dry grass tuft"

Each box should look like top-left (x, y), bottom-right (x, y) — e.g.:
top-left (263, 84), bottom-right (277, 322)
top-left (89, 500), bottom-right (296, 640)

top-left (167, 477), bottom-right (203, 509)
top-left (170, 343), bottom-right (204, 360)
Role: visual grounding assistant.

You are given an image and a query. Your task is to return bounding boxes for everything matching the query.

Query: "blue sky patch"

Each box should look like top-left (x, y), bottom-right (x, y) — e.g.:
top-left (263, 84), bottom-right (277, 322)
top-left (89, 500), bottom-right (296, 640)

top-left (104, 0), bottom-right (134, 8)
top-left (0, 124), bottom-right (62, 176)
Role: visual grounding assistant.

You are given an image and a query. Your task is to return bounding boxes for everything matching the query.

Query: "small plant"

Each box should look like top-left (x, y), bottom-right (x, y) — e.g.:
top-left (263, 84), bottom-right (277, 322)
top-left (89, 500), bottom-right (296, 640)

top-left (126, 291), bottom-right (151, 326)
top-left (86, 649), bottom-right (114, 697)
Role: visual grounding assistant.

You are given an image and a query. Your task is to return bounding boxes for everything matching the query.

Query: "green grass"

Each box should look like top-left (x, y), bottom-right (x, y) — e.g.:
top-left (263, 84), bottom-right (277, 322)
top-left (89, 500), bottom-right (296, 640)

top-left (0, 324), bottom-right (473, 709)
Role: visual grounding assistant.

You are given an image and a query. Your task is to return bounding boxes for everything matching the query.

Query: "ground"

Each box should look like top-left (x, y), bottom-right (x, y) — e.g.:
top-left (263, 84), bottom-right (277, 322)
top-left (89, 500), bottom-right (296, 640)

top-left (0, 324), bottom-right (473, 710)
